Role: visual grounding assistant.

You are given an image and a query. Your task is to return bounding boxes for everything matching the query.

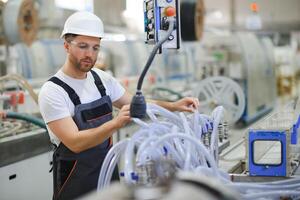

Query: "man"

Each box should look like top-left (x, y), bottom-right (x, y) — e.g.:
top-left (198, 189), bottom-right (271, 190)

top-left (38, 11), bottom-right (199, 200)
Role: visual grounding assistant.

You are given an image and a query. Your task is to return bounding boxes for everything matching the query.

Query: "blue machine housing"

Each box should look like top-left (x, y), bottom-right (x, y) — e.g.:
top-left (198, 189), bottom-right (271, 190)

top-left (291, 115), bottom-right (300, 144)
top-left (248, 130), bottom-right (287, 176)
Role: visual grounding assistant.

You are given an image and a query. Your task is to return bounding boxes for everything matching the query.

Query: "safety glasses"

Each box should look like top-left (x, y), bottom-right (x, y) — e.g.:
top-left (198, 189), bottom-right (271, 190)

top-left (69, 41), bottom-right (100, 53)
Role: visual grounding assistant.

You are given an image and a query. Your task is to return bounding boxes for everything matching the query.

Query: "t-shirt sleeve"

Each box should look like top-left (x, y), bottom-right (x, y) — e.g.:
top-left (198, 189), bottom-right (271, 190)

top-left (38, 83), bottom-right (72, 123)
top-left (93, 68), bottom-right (125, 102)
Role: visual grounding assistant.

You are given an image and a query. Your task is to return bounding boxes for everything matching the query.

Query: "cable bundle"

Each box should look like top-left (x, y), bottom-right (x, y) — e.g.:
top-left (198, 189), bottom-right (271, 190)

top-left (98, 104), bottom-right (300, 199)
top-left (98, 103), bottom-right (225, 189)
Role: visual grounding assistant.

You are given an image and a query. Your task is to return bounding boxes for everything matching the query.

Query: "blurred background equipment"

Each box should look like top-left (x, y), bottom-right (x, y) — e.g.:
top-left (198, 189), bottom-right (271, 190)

top-left (180, 0), bottom-right (205, 41)
top-left (3, 0), bottom-right (39, 45)
top-left (193, 76), bottom-right (245, 124)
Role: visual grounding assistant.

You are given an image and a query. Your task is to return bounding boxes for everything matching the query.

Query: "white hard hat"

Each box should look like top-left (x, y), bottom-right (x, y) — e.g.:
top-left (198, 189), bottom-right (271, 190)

top-left (61, 11), bottom-right (104, 38)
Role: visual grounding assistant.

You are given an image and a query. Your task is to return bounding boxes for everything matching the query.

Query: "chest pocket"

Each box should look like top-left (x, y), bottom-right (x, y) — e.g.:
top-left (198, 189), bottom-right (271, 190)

top-left (81, 103), bottom-right (111, 122)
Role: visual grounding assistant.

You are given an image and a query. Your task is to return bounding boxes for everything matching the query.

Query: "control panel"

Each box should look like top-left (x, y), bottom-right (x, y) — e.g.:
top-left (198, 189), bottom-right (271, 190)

top-left (143, 0), bottom-right (180, 52)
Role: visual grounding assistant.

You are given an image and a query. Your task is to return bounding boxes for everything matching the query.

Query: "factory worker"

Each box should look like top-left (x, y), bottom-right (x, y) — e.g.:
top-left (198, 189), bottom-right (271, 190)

top-left (38, 11), bottom-right (199, 200)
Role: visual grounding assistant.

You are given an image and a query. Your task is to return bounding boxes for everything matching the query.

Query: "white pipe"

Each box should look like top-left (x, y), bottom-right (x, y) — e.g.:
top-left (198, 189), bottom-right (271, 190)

top-left (123, 130), bottom-right (149, 183)
top-left (146, 108), bottom-right (159, 122)
top-left (231, 182), bottom-right (300, 192)
top-left (210, 106), bottom-right (225, 162)
top-left (256, 177), bottom-right (300, 185)
top-left (149, 134), bottom-right (220, 176)
top-left (103, 150), bottom-right (122, 187)
top-left (147, 103), bottom-right (181, 124)
top-left (132, 118), bottom-right (149, 128)
top-left (97, 139), bottom-right (129, 190)
top-left (242, 191), bottom-right (300, 200)
top-left (193, 111), bottom-right (202, 139)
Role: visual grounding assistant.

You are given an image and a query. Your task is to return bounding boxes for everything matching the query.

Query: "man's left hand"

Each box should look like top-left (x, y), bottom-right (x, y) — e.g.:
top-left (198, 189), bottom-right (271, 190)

top-left (172, 97), bottom-right (199, 112)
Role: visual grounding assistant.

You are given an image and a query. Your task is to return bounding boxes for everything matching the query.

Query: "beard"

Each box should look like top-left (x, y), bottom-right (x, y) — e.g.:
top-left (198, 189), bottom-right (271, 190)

top-left (70, 55), bottom-right (96, 72)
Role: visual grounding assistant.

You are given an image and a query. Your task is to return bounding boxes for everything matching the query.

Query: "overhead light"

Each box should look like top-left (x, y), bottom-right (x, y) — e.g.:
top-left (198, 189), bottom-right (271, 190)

top-left (206, 10), bottom-right (224, 20)
top-left (213, 11), bottom-right (223, 19)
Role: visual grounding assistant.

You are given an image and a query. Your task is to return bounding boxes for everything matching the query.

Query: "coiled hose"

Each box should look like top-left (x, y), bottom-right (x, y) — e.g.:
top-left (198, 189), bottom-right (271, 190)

top-left (6, 111), bottom-right (46, 129)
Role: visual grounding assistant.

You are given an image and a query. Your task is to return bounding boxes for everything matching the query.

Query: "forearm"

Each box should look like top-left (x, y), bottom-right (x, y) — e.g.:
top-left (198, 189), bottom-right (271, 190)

top-left (147, 99), bottom-right (175, 112)
top-left (66, 119), bottom-right (119, 153)
top-left (147, 97), bottom-right (199, 113)
top-left (49, 106), bottom-right (131, 153)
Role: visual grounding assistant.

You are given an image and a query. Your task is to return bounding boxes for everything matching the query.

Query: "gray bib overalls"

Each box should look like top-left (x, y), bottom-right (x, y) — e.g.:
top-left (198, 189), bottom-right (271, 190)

top-left (49, 70), bottom-right (118, 200)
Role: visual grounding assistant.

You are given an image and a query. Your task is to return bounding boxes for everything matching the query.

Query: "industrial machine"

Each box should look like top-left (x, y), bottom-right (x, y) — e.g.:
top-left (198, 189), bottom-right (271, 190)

top-left (247, 98), bottom-right (300, 177)
top-left (193, 76), bottom-right (246, 125)
top-left (0, 116), bottom-right (52, 199)
top-left (0, 74), bottom-right (52, 200)
top-left (199, 33), bottom-right (277, 124)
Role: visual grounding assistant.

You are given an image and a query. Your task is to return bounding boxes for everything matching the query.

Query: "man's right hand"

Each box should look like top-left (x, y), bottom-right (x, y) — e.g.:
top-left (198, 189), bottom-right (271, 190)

top-left (113, 104), bottom-right (131, 129)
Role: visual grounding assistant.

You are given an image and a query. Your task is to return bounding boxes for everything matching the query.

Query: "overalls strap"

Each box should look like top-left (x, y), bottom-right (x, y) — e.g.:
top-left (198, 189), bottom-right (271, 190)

top-left (91, 70), bottom-right (106, 97)
top-left (48, 77), bottom-right (81, 106)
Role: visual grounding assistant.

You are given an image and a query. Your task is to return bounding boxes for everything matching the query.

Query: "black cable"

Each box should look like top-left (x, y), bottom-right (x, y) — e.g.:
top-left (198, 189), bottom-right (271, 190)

top-left (130, 17), bottom-right (176, 118)
top-left (136, 18), bottom-right (175, 91)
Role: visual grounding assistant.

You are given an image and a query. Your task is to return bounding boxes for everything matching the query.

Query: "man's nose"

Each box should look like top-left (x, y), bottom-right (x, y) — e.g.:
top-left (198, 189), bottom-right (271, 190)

top-left (84, 49), bottom-right (94, 57)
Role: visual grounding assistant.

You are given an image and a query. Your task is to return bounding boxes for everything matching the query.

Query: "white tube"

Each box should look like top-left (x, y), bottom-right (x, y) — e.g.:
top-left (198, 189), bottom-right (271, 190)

top-left (146, 108), bottom-right (159, 122)
top-left (147, 103), bottom-right (181, 124)
top-left (179, 112), bottom-right (193, 170)
top-left (132, 117), bottom-right (149, 128)
top-left (193, 111), bottom-right (202, 139)
top-left (136, 135), bottom-right (159, 164)
top-left (123, 130), bottom-right (147, 183)
top-left (180, 112), bottom-right (191, 135)
top-left (148, 134), bottom-right (220, 176)
top-left (119, 105), bottom-right (230, 186)
top-left (198, 114), bottom-right (210, 133)
top-left (242, 191), bottom-right (300, 200)
top-left (97, 139), bottom-right (129, 190)
top-left (136, 134), bottom-right (158, 157)
top-left (123, 125), bottom-right (163, 184)
top-left (194, 166), bottom-right (217, 177)
top-left (138, 145), bottom-right (163, 166)
top-left (210, 106), bottom-right (224, 162)
top-left (257, 177), bottom-right (300, 185)
top-left (231, 182), bottom-right (300, 192)
top-left (98, 144), bottom-right (126, 189)
top-left (162, 142), bottom-right (185, 168)
top-left (103, 150), bottom-right (122, 187)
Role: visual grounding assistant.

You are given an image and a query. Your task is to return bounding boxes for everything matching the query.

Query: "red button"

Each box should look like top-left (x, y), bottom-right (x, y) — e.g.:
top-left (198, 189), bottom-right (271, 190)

top-left (165, 6), bottom-right (176, 17)
top-left (18, 92), bottom-right (25, 104)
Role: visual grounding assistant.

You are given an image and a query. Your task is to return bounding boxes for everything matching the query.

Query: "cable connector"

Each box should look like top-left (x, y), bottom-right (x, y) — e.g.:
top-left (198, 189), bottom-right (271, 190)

top-left (130, 91), bottom-right (147, 118)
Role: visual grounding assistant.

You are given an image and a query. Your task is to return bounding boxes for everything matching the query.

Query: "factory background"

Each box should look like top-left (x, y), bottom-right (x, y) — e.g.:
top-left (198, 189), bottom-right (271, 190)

top-left (1, 0), bottom-right (300, 199)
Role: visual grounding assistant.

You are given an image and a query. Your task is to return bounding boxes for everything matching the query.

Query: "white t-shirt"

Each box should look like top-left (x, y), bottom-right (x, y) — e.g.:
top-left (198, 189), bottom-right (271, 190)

top-left (38, 68), bottom-right (125, 146)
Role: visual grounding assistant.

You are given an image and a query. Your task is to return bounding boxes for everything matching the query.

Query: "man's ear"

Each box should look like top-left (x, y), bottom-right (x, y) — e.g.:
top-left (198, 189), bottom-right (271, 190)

top-left (64, 41), bottom-right (70, 53)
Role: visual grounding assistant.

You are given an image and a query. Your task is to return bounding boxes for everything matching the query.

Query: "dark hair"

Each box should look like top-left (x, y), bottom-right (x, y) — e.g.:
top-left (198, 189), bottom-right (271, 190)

top-left (64, 34), bottom-right (78, 43)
